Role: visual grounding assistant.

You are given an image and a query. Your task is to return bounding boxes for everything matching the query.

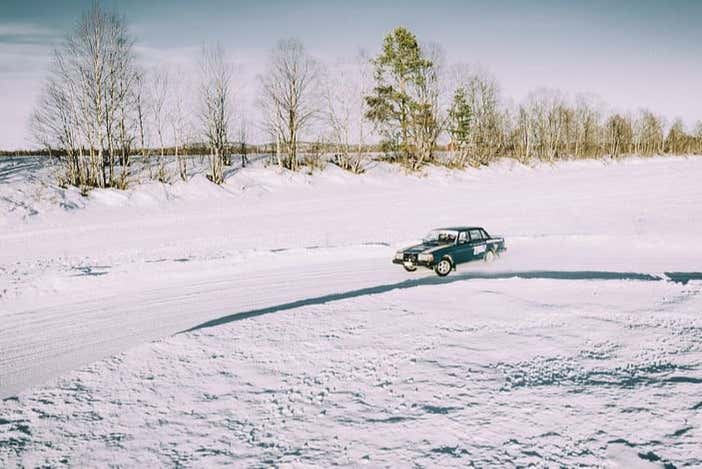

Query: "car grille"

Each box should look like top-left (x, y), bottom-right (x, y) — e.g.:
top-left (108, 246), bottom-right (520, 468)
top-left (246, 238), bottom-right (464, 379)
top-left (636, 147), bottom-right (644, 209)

top-left (404, 253), bottom-right (418, 262)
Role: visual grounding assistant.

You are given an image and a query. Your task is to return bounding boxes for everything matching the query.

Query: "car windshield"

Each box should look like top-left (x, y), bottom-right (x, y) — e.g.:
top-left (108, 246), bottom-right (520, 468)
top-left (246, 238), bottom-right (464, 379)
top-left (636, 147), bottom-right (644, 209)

top-left (423, 230), bottom-right (458, 244)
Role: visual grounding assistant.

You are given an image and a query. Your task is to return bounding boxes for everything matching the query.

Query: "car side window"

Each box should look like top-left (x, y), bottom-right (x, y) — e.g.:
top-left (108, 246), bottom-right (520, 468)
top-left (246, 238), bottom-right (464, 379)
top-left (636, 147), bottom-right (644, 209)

top-left (458, 231), bottom-right (467, 244)
top-left (469, 229), bottom-right (482, 241)
top-left (480, 229), bottom-right (489, 239)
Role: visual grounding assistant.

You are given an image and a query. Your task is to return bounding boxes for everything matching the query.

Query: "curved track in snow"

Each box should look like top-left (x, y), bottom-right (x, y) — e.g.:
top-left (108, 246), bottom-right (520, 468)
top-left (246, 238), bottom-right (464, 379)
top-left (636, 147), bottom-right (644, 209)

top-left (0, 256), bottom-right (391, 397)
top-left (2, 249), bottom-right (699, 398)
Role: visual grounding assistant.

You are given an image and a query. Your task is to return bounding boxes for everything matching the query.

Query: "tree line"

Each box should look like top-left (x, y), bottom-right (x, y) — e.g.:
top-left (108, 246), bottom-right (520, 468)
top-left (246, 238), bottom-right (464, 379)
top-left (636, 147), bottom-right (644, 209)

top-left (30, 4), bottom-right (702, 189)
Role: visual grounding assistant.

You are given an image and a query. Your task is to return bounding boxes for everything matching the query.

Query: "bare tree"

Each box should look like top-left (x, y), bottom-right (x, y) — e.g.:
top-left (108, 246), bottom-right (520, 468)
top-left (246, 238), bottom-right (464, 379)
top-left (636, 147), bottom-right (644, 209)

top-left (260, 38), bottom-right (320, 171)
top-left (199, 44), bottom-right (233, 184)
top-left (514, 105), bottom-right (532, 162)
top-left (522, 89), bottom-right (570, 162)
top-left (665, 118), bottom-right (688, 155)
top-left (31, 70), bottom-right (79, 172)
top-left (634, 110), bottom-right (664, 156)
top-left (694, 121), bottom-right (702, 154)
top-left (168, 69), bottom-right (192, 180)
top-left (134, 71), bottom-right (150, 169)
top-left (605, 113), bottom-right (633, 158)
top-left (573, 95), bottom-right (602, 158)
top-left (31, 3), bottom-right (140, 189)
top-left (111, 24), bottom-right (139, 183)
top-left (448, 66), bottom-right (504, 166)
top-left (150, 69), bottom-right (169, 181)
top-left (322, 52), bottom-right (373, 173)
top-left (409, 43), bottom-right (444, 169)
top-left (237, 118), bottom-right (249, 168)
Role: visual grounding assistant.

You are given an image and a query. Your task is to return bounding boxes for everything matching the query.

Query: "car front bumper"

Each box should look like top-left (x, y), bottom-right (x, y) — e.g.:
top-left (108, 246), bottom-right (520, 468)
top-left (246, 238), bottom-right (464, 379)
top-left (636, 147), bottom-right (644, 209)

top-left (392, 258), bottom-right (434, 268)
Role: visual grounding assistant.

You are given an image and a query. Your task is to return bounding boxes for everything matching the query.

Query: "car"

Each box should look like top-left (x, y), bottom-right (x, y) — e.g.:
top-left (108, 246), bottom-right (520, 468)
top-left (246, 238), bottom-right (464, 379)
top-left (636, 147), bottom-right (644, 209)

top-left (392, 227), bottom-right (506, 277)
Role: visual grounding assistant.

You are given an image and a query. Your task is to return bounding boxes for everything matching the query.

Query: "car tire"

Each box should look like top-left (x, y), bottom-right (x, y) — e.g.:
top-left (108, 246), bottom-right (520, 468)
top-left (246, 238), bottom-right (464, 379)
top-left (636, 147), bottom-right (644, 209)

top-left (484, 249), bottom-right (496, 263)
top-left (403, 264), bottom-right (417, 272)
top-left (434, 258), bottom-right (452, 277)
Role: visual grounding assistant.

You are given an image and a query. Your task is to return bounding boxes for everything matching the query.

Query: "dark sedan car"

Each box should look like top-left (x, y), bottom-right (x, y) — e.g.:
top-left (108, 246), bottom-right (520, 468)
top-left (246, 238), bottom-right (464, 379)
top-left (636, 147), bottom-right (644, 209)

top-left (393, 227), bottom-right (506, 276)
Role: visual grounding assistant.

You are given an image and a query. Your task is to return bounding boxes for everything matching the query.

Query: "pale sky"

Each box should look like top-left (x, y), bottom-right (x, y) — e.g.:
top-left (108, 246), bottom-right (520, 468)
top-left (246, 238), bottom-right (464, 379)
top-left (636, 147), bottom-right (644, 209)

top-left (1, 0), bottom-right (701, 150)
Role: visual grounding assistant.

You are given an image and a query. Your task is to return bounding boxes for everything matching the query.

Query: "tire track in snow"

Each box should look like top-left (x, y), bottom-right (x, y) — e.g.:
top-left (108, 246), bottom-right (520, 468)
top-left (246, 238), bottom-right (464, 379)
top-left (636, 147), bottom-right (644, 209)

top-left (2, 253), bottom-right (700, 399)
top-left (0, 258), bottom-right (397, 398)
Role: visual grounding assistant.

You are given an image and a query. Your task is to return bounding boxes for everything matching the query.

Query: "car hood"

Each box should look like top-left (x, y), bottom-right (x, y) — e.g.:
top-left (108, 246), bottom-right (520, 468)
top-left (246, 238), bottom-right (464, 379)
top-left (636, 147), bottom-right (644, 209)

top-left (403, 242), bottom-right (452, 255)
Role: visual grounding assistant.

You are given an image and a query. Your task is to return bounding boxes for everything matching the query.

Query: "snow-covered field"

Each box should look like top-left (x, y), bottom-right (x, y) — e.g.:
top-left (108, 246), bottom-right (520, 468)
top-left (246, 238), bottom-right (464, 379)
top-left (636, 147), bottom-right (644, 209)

top-left (1, 155), bottom-right (701, 466)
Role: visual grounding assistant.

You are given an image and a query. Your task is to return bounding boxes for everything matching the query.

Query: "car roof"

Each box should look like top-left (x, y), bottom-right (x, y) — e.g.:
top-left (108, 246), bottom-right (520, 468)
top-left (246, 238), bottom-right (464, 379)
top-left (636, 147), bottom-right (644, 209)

top-left (434, 226), bottom-right (483, 232)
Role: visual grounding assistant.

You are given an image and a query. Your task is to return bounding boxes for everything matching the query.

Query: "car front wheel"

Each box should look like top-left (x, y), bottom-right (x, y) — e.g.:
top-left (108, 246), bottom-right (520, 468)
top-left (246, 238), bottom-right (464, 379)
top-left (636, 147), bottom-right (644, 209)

top-left (434, 259), bottom-right (452, 277)
top-left (484, 249), bottom-right (496, 263)
top-left (403, 264), bottom-right (417, 272)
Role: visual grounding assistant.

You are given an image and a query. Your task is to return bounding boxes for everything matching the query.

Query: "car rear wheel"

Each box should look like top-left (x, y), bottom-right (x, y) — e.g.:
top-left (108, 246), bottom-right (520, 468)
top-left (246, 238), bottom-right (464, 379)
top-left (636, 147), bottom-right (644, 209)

top-left (434, 259), bottom-right (452, 277)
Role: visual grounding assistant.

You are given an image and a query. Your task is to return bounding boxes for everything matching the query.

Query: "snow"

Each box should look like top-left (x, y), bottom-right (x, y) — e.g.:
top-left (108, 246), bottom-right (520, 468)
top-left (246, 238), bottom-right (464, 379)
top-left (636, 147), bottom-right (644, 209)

top-left (1, 155), bottom-right (701, 466)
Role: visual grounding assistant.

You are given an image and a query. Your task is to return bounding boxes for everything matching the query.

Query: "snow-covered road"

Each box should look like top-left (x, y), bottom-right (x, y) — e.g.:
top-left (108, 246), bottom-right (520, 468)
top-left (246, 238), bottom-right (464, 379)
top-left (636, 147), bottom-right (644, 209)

top-left (5, 244), bottom-right (698, 399)
top-left (0, 253), bottom-right (397, 398)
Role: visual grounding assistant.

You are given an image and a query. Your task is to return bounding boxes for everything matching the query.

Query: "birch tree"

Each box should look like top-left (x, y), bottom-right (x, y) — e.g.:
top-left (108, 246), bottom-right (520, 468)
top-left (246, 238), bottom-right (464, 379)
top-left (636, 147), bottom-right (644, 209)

top-left (665, 118), bottom-right (687, 154)
top-left (237, 118), bottom-right (249, 168)
top-left (31, 3), bottom-right (140, 188)
top-left (447, 66), bottom-right (504, 165)
top-left (694, 121), bottom-right (702, 154)
top-left (150, 69), bottom-right (169, 181)
top-left (523, 89), bottom-right (569, 162)
top-left (605, 113), bottom-right (633, 158)
top-left (409, 43), bottom-right (444, 168)
top-left (134, 71), bottom-right (150, 167)
top-left (573, 95), bottom-right (602, 158)
top-left (260, 39), bottom-right (319, 171)
top-left (634, 110), bottom-right (664, 156)
top-left (322, 53), bottom-right (373, 173)
top-left (199, 44), bottom-right (233, 184)
top-left (514, 105), bottom-right (532, 162)
top-left (169, 70), bottom-right (191, 180)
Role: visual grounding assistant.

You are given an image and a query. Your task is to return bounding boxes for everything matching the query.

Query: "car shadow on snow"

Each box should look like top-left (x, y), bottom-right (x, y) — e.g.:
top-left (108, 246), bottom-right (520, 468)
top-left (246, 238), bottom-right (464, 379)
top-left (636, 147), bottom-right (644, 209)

top-left (179, 270), bottom-right (701, 334)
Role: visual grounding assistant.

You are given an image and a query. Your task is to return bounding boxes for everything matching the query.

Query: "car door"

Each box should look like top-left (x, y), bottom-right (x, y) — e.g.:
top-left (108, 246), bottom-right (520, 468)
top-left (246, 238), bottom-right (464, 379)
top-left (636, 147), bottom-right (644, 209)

top-left (452, 231), bottom-right (473, 264)
top-left (468, 229), bottom-right (487, 260)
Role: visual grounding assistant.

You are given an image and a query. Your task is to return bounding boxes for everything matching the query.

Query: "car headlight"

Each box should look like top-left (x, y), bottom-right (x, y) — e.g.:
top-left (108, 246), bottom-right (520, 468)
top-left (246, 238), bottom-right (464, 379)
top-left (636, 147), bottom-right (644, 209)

top-left (395, 251), bottom-right (404, 260)
top-left (418, 253), bottom-right (433, 262)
